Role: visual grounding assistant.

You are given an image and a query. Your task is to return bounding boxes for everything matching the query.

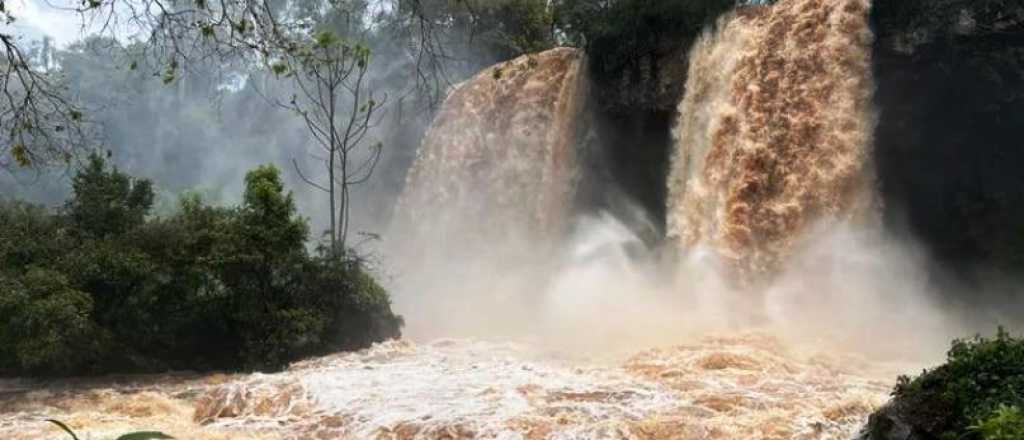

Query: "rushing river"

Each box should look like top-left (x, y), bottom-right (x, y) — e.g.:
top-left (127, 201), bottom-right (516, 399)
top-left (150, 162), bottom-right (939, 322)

top-left (2, 333), bottom-right (917, 440)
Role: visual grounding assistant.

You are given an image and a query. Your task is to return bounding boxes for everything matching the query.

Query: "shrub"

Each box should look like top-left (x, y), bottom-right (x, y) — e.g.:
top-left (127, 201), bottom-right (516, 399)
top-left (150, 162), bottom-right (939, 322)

top-left (554, 0), bottom-right (735, 80)
top-left (66, 154), bottom-right (154, 238)
top-left (0, 270), bottom-right (108, 375)
top-left (971, 405), bottom-right (1024, 440)
top-left (890, 328), bottom-right (1024, 439)
top-left (0, 157), bottom-right (402, 376)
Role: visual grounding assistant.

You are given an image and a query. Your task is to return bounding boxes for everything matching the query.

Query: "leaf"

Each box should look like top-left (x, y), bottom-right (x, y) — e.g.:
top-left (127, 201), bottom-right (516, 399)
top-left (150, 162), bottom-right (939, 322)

top-left (129, 61), bottom-right (138, 70)
top-left (45, 419), bottom-right (80, 440)
top-left (11, 144), bottom-right (31, 167)
top-left (271, 62), bottom-right (288, 76)
top-left (115, 431), bottom-right (175, 440)
top-left (233, 19), bottom-right (249, 34)
top-left (199, 23), bottom-right (214, 37)
top-left (313, 31), bottom-right (336, 48)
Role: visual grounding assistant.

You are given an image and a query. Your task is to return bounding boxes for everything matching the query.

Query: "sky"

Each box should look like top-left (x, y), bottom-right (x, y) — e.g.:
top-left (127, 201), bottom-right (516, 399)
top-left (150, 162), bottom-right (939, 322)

top-left (4, 0), bottom-right (394, 48)
top-left (4, 0), bottom-right (144, 49)
top-left (4, 0), bottom-right (87, 46)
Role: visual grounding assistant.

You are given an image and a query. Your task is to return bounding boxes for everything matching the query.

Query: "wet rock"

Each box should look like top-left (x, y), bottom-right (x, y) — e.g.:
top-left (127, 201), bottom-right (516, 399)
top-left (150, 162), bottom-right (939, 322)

top-left (858, 405), bottom-right (910, 440)
top-left (857, 402), bottom-right (926, 440)
top-left (872, 0), bottom-right (1024, 274)
top-left (857, 376), bottom-right (956, 440)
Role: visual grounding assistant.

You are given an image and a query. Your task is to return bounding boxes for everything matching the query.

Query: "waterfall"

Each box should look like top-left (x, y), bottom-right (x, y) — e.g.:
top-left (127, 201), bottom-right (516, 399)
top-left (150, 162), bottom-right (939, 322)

top-left (393, 48), bottom-right (590, 256)
top-left (668, 0), bottom-right (877, 283)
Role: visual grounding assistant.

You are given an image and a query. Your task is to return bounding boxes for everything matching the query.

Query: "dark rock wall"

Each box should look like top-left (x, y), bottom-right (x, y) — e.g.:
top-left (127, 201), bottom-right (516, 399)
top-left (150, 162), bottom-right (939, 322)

top-left (576, 39), bottom-right (690, 241)
top-left (871, 1), bottom-right (1024, 280)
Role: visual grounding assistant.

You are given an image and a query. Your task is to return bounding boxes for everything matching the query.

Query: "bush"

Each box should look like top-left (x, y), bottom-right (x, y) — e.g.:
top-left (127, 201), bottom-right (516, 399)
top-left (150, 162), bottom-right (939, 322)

top-left (458, 0), bottom-right (555, 58)
top-left (0, 155), bottom-right (402, 376)
top-left (888, 328), bottom-right (1024, 440)
top-left (971, 405), bottom-right (1024, 440)
top-left (0, 270), bottom-right (108, 375)
top-left (66, 154), bottom-right (154, 238)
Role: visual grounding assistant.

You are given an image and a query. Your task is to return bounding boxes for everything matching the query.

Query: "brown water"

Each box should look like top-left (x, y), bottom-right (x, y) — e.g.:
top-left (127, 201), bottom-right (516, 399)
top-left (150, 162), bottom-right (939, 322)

top-left (1, 2), bottom-right (943, 439)
top-left (393, 47), bottom-right (589, 254)
top-left (1, 335), bottom-right (904, 440)
top-left (667, 0), bottom-right (877, 283)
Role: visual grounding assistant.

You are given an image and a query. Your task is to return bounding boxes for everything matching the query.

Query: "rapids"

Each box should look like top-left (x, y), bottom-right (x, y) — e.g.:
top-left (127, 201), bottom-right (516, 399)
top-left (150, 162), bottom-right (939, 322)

top-left (0, 1), bottom-right (945, 439)
top-left (1, 335), bottom-right (907, 439)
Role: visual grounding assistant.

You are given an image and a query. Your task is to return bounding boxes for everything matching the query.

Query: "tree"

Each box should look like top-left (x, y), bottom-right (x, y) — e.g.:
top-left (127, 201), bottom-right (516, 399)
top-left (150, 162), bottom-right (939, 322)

top-left (553, 0), bottom-right (736, 81)
top-left (1, 22), bottom-right (93, 169)
top-left (0, 160), bottom-right (402, 376)
top-left (0, 0), bottom-right (557, 176)
top-left (273, 30), bottom-right (386, 253)
top-left (382, 0), bottom-right (555, 105)
top-left (66, 153), bottom-right (154, 238)
top-left (0, 269), bottom-right (107, 375)
top-left (223, 165), bottom-right (314, 368)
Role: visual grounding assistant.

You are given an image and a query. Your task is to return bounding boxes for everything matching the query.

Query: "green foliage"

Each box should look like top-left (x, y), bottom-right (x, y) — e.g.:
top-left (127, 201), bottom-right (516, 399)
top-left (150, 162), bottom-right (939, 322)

top-left (892, 328), bottom-right (1024, 439)
top-left (313, 30), bottom-right (339, 48)
top-left (0, 270), bottom-right (107, 375)
top-left (395, 0), bottom-right (555, 62)
top-left (472, 0), bottom-right (555, 56)
top-left (553, 0), bottom-right (734, 80)
top-left (0, 160), bottom-right (401, 376)
top-left (67, 153), bottom-right (154, 238)
top-left (970, 405), bottom-right (1024, 440)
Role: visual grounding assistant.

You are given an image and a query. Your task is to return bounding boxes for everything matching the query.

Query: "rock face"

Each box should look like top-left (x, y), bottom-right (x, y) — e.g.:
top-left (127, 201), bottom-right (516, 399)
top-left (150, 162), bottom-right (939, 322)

top-left (857, 405), bottom-right (914, 440)
top-left (667, 0), bottom-right (877, 282)
top-left (393, 47), bottom-right (590, 252)
top-left (872, 1), bottom-right (1024, 273)
top-left (857, 401), bottom-right (945, 440)
top-left (590, 40), bottom-right (691, 114)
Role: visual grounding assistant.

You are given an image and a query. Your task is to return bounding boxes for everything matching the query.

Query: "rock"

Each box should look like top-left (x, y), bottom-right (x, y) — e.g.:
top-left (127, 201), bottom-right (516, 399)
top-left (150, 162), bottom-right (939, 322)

top-left (857, 402), bottom-right (918, 440)
top-left (872, 0), bottom-right (1024, 272)
top-left (856, 380), bottom-right (955, 440)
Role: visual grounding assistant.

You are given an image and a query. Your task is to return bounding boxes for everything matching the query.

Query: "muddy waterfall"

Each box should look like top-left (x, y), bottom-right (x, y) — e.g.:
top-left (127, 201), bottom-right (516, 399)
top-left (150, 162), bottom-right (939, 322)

top-left (668, 0), bottom-right (876, 281)
top-left (7, 0), bottom-right (1013, 439)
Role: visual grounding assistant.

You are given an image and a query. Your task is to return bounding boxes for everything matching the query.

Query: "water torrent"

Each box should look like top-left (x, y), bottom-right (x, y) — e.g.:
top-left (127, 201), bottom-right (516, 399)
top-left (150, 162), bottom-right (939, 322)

top-left (1, 1), bottom-right (957, 439)
top-left (667, 0), bottom-right (877, 282)
top-left (2, 335), bottom-right (904, 439)
top-left (392, 47), bottom-right (590, 255)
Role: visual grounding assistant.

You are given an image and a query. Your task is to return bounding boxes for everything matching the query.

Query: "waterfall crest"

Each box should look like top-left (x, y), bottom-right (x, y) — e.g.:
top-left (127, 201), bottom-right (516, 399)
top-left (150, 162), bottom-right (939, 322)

top-left (394, 48), bottom-right (590, 255)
